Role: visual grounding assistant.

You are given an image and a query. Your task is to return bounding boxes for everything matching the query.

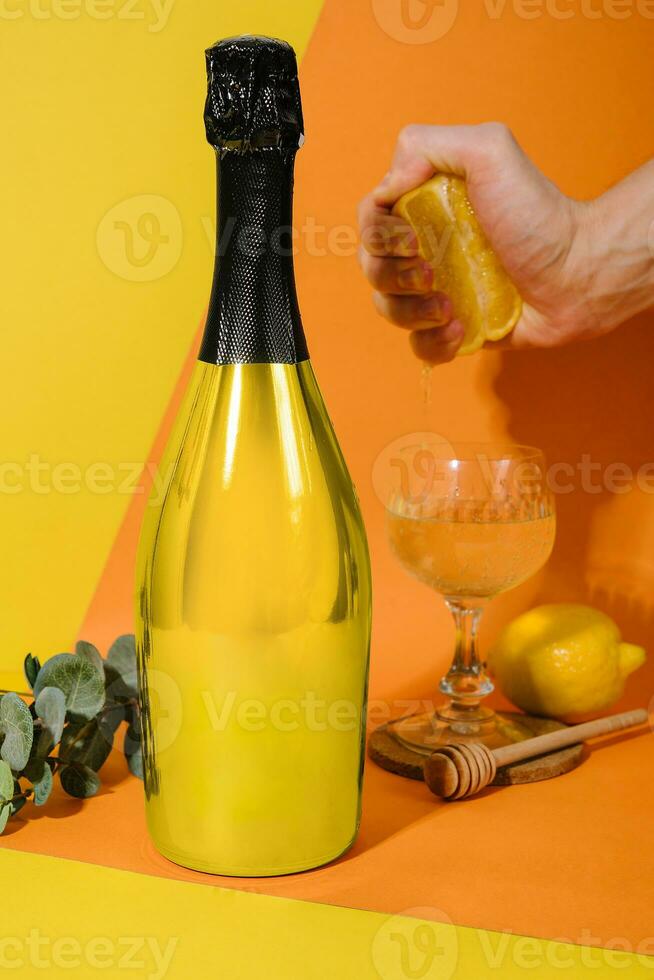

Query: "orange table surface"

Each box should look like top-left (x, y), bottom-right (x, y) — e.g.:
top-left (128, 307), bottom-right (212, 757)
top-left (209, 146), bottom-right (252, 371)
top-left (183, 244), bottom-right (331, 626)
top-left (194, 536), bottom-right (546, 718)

top-left (2, 721), bottom-right (653, 953)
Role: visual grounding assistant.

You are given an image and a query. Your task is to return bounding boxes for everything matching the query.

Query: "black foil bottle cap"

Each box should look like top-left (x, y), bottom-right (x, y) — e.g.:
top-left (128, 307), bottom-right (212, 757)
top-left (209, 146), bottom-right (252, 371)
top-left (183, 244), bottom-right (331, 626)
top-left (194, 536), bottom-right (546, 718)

top-left (204, 35), bottom-right (304, 152)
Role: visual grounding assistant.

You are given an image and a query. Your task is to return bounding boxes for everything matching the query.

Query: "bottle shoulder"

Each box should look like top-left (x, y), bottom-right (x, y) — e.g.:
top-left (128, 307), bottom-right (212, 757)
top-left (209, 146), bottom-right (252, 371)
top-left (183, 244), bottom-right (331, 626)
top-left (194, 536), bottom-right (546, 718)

top-left (152, 359), bottom-right (363, 514)
top-left (137, 359), bottom-right (370, 634)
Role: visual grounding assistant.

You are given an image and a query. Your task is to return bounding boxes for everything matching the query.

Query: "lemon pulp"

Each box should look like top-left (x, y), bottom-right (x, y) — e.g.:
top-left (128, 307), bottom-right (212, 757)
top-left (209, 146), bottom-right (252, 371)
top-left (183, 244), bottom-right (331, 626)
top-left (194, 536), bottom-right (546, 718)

top-left (393, 175), bottom-right (522, 355)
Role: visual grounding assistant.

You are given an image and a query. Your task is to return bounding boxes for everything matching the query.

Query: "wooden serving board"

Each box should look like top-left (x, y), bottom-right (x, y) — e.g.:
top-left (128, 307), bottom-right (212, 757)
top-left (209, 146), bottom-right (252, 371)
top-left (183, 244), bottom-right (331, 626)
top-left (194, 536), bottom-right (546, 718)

top-left (368, 711), bottom-right (584, 786)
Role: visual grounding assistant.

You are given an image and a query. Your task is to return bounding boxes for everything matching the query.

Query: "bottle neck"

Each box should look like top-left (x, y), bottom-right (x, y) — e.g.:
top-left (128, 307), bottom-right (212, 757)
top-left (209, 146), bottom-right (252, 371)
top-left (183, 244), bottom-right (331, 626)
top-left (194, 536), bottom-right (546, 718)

top-left (199, 149), bottom-right (308, 365)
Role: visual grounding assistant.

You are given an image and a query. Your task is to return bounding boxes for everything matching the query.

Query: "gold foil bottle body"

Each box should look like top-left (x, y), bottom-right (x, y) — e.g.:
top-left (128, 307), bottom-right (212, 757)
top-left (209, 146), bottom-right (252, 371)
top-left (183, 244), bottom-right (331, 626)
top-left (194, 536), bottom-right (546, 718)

top-left (136, 360), bottom-right (371, 875)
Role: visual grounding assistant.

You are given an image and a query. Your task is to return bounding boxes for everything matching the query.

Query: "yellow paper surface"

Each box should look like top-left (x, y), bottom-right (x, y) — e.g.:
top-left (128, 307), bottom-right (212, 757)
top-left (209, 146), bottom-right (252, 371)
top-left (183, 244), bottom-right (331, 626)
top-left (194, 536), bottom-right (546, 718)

top-left (0, 849), bottom-right (651, 978)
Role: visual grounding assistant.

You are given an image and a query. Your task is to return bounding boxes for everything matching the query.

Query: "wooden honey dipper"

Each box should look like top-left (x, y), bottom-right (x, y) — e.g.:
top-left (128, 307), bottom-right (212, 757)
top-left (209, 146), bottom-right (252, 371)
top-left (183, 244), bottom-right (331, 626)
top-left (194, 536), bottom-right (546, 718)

top-left (423, 708), bottom-right (649, 801)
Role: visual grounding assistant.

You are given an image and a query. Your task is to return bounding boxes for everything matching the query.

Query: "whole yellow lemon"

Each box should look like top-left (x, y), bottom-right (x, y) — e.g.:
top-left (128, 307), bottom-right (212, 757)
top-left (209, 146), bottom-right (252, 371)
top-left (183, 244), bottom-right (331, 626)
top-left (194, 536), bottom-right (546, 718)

top-left (488, 603), bottom-right (646, 721)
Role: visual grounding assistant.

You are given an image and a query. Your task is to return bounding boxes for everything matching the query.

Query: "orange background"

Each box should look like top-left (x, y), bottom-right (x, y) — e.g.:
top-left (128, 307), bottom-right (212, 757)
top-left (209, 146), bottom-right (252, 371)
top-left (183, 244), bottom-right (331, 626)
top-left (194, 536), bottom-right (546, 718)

top-left (5, 0), bottom-right (654, 954)
top-left (84, 0), bottom-right (654, 714)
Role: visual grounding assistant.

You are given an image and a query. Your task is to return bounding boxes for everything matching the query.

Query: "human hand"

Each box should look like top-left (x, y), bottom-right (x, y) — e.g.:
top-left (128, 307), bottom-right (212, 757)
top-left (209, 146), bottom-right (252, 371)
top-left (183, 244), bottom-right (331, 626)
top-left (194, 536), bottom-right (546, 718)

top-left (358, 123), bottom-right (603, 363)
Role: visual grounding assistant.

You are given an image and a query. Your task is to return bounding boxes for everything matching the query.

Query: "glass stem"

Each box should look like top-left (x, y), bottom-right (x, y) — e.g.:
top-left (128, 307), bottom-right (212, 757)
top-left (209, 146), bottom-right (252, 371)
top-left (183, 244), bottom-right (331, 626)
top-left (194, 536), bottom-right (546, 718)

top-left (438, 599), bottom-right (494, 718)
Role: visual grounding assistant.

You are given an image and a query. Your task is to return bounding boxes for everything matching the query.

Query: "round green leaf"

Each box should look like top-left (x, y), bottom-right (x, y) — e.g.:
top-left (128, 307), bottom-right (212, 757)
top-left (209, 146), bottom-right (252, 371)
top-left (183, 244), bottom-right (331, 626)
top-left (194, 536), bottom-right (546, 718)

top-left (127, 747), bottom-right (144, 780)
top-left (33, 763), bottom-right (53, 806)
top-left (107, 634), bottom-right (136, 674)
top-left (60, 719), bottom-right (113, 772)
top-left (100, 703), bottom-right (127, 736)
top-left (33, 654), bottom-right (105, 721)
top-left (105, 635), bottom-right (138, 700)
top-left (35, 686), bottom-right (66, 747)
top-left (124, 716), bottom-right (143, 780)
top-left (23, 654), bottom-right (41, 690)
top-left (59, 763), bottom-right (100, 799)
top-left (75, 641), bottom-right (103, 672)
top-left (0, 693), bottom-right (34, 771)
top-left (0, 760), bottom-right (14, 833)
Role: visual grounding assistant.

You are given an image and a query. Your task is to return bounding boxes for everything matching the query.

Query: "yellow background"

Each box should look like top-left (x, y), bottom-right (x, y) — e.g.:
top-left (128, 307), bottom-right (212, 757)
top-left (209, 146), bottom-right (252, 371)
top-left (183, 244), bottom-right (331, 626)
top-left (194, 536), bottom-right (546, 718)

top-left (0, 0), bottom-right (323, 670)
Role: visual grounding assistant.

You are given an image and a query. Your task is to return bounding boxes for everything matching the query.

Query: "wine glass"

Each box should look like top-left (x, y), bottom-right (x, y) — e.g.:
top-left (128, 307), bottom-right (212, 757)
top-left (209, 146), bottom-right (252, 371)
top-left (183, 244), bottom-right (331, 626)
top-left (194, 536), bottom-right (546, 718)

top-left (385, 440), bottom-right (555, 752)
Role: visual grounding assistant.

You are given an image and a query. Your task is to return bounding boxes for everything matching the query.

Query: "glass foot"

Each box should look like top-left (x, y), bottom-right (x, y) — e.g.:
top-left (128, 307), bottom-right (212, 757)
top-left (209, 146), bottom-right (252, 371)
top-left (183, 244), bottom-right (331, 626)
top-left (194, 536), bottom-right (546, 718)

top-left (389, 707), bottom-right (532, 755)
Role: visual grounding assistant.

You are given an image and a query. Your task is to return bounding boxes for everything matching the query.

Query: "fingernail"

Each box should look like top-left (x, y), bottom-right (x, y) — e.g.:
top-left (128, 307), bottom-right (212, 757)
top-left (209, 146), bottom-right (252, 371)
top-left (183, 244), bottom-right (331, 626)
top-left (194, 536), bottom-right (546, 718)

top-left (398, 263), bottom-right (433, 292)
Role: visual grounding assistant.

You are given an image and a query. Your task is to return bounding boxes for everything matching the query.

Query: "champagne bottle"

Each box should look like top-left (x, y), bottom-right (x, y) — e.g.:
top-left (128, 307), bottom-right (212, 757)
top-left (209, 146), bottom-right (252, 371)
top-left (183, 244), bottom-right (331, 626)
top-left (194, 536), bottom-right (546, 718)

top-left (135, 35), bottom-right (372, 876)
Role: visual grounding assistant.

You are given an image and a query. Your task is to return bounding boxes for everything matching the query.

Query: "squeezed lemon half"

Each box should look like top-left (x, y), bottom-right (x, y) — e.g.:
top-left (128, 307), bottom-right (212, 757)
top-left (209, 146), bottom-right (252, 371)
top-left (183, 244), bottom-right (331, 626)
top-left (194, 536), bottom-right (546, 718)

top-left (392, 175), bottom-right (522, 355)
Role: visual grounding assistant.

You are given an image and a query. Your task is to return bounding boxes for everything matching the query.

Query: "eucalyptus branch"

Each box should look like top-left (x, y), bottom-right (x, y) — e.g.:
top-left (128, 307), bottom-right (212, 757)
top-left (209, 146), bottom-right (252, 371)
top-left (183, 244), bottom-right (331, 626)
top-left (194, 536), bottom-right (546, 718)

top-left (0, 635), bottom-right (143, 835)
